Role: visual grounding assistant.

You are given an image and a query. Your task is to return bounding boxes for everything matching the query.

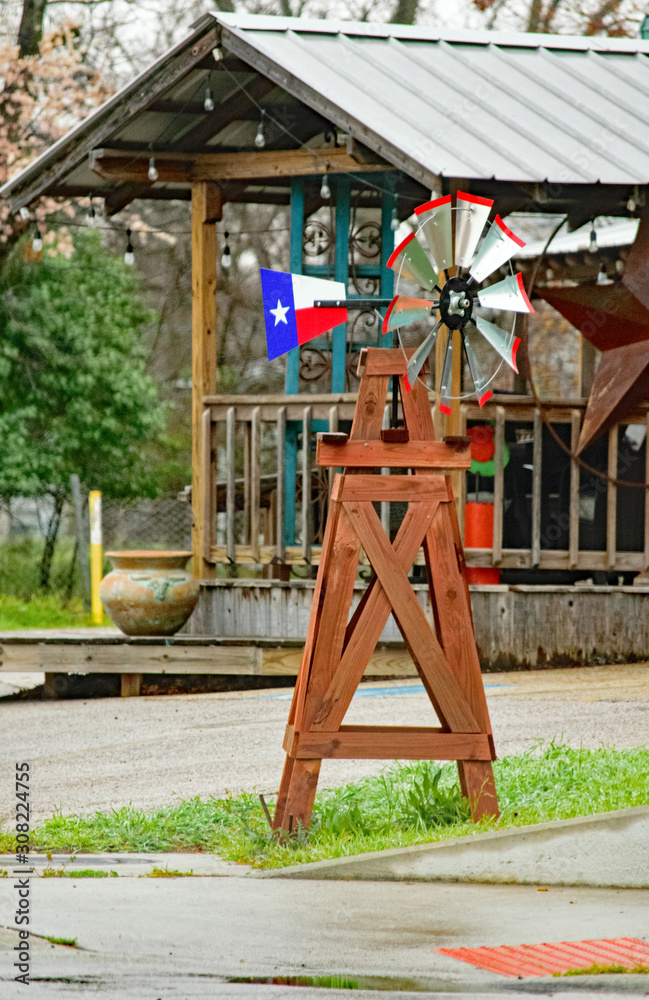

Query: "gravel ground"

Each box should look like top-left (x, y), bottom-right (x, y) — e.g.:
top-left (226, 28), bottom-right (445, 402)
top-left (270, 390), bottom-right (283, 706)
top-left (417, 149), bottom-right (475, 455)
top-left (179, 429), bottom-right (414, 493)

top-left (0, 663), bottom-right (647, 823)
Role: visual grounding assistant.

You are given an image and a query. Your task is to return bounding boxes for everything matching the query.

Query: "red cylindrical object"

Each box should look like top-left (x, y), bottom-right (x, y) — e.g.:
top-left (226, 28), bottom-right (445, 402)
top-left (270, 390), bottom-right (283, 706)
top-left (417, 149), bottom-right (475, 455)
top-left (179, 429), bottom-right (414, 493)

top-left (464, 502), bottom-right (501, 585)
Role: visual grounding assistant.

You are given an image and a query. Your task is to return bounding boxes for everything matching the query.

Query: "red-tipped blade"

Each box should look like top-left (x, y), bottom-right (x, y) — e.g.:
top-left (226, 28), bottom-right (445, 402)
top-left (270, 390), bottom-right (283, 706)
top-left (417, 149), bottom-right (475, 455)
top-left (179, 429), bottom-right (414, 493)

top-left (382, 296), bottom-right (434, 334)
top-left (470, 215), bottom-right (526, 284)
top-left (438, 334), bottom-right (454, 414)
top-left (475, 315), bottom-right (520, 373)
top-left (387, 232), bottom-right (438, 292)
top-left (477, 272), bottom-right (534, 314)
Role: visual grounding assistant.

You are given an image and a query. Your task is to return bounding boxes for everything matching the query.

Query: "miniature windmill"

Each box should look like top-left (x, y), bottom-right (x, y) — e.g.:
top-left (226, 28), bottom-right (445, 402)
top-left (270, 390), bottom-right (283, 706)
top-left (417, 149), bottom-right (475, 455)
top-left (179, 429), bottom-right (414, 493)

top-left (385, 192), bottom-right (534, 411)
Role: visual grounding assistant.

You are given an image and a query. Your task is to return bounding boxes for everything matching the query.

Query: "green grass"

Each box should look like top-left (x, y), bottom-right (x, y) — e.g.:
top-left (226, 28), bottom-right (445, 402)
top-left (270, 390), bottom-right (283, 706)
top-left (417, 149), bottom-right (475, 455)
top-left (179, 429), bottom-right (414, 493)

top-left (5, 743), bottom-right (648, 869)
top-left (554, 964), bottom-right (649, 977)
top-left (0, 594), bottom-right (101, 630)
top-left (43, 936), bottom-right (78, 948)
top-left (141, 866), bottom-right (195, 877)
top-left (41, 867), bottom-right (117, 877)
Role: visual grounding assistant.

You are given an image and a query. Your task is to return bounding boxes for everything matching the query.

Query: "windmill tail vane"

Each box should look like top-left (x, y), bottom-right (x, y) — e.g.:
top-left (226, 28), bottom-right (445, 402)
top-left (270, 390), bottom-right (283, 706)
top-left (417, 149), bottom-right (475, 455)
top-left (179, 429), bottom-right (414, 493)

top-left (259, 191), bottom-right (533, 409)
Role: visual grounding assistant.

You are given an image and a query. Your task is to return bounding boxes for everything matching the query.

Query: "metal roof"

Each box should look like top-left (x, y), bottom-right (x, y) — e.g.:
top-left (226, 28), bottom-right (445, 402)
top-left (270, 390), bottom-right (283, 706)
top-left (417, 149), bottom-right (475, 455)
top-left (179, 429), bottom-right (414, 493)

top-left (3, 13), bottom-right (649, 211)
top-left (216, 14), bottom-right (649, 187)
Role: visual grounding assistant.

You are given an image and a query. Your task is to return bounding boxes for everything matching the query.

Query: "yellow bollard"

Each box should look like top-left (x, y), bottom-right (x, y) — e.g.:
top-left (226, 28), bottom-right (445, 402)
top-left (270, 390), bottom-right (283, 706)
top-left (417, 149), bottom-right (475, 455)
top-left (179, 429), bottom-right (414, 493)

top-left (89, 490), bottom-right (103, 625)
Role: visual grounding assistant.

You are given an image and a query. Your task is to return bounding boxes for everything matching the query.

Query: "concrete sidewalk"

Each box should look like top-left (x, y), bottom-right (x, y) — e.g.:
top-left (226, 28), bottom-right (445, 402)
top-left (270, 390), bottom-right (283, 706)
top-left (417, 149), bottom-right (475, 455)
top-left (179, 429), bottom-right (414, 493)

top-left (263, 806), bottom-right (649, 889)
top-left (1, 877), bottom-right (648, 998)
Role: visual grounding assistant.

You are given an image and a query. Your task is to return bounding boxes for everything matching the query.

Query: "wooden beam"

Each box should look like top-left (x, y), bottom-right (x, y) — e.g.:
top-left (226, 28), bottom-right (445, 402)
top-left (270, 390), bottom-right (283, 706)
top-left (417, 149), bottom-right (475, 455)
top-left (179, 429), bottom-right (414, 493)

top-left (285, 726), bottom-right (493, 760)
top-left (89, 145), bottom-right (391, 184)
top-left (316, 439), bottom-right (471, 469)
top-left (191, 182), bottom-right (221, 581)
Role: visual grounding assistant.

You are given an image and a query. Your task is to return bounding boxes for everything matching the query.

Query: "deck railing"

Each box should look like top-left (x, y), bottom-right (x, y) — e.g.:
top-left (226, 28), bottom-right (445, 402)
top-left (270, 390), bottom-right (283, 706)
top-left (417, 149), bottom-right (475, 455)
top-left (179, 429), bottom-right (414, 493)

top-left (201, 393), bottom-right (649, 575)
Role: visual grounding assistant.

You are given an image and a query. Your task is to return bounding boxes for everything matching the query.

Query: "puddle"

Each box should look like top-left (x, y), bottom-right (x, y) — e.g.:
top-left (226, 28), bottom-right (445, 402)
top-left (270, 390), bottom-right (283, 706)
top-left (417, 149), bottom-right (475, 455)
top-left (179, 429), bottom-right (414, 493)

top-left (227, 974), bottom-right (462, 992)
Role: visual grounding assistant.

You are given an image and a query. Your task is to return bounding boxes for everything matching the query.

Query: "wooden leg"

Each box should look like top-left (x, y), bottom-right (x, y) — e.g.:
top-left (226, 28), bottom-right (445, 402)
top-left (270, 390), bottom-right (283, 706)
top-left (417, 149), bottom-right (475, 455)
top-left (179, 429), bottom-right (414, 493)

top-left (121, 673), bottom-right (142, 697)
top-left (458, 760), bottom-right (499, 821)
top-left (272, 757), bottom-right (321, 833)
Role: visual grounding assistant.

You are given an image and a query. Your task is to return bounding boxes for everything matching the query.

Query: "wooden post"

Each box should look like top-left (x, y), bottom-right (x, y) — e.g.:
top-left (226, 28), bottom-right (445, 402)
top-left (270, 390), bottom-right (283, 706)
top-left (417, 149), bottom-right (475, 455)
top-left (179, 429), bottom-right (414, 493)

top-left (191, 182), bottom-right (221, 580)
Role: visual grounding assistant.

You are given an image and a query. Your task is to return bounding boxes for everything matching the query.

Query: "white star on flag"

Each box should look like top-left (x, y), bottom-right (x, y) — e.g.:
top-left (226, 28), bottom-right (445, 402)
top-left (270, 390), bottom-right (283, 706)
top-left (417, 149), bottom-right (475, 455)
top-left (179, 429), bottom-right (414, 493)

top-left (270, 299), bottom-right (290, 326)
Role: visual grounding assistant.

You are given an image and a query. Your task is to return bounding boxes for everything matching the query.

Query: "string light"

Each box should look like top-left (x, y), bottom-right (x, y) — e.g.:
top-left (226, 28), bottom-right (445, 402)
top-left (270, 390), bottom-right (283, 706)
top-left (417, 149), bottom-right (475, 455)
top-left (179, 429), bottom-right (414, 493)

top-left (390, 206), bottom-right (399, 231)
top-left (148, 157), bottom-right (159, 182)
top-left (320, 172), bottom-right (331, 200)
top-left (32, 227), bottom-right (43, 252)
top-left (597, 263), bottom-right (608, 285)
top-left (124, 228), bottom-right (134, 265)
top-left (615, 258), bottom-right (624, 275)
top-left (221, 231), bottom-right (232, 270)
top-left (203, 86), bottom-right (215, 112)
top-left (588, 225), bottom-right (598, 254)
top-left (86, 196), bottom-right (97, 227)
top-left (254, 110), bottom-right (266, 149)
top-left (627, 194), bottom-right (636, 213)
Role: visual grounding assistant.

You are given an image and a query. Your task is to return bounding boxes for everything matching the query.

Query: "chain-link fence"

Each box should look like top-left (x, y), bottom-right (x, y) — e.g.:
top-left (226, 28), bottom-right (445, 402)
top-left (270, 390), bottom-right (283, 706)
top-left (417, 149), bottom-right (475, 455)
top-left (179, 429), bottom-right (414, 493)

top-left (0, 491), bottom-right (192, 603)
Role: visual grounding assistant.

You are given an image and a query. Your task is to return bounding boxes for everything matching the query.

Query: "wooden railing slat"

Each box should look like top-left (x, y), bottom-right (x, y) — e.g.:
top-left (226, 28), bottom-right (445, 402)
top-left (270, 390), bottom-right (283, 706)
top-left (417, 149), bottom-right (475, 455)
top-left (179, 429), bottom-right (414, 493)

top-left (607, 425), bottom-right (618, 570)
top-left (492, 407), bottom-right (505, 566)
top-left (531, 409), bottom-right (542, 568)
top-left (569, 410), bottom-right (581, 569)
top-left (226, 406), bottom-right (236, 563)
top-left (276, 406), bottom-right (286, 563)
top-left (250, 407), bottom-right (261, 563)
top-left (302, 406), bottom-right (313, 564)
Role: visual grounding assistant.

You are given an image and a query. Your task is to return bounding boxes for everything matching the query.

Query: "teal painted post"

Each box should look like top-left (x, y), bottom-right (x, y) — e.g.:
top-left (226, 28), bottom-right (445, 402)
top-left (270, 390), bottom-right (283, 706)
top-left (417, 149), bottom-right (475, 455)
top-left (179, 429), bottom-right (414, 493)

top-left (283, 177), bottom-right (304, 546)
top-left (380, 188), bottom-right (395, 348)
top-left (332, 175), bottom-right (350, 393)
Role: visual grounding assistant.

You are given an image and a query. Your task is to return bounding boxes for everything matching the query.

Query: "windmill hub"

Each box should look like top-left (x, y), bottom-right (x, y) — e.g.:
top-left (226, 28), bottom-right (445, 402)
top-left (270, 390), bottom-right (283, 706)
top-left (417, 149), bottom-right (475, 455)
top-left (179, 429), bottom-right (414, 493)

top-left (439, 276), bottom-right (474, 330)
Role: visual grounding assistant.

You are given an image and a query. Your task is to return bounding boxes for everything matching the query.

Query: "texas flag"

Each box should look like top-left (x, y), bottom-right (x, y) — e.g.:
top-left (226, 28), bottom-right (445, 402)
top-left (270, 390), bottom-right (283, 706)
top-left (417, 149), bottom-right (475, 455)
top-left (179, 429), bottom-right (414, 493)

top-left (260, 268), bottom-right (347, 360)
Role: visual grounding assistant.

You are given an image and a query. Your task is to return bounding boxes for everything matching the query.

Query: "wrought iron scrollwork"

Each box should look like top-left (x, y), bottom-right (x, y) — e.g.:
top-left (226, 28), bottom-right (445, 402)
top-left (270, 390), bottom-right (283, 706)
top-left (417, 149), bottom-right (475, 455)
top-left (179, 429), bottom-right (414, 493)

top-left (299, 348), bottom-right (331, 383)
top-left (349, 221), bottom-right (381, 261)
top-left (303, 220), bottom-right (333, 258)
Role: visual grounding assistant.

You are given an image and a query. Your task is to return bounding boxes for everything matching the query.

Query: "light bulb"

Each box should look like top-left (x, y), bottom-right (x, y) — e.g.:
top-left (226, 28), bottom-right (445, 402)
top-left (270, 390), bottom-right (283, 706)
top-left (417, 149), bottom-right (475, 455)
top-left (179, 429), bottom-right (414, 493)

top-left (124, 228), bottom-right (134, 265)
top-left (597, 265), bottom-right (608, 285)
top-left (86, 199), bottom-right (97, 227)
top-left (254, 120), bottom-right (265, 149)
top-left (221, 232), bottom-right (231, 270)
top-left (19, 206), bottom-right (30, 220)
top-left (32, 232), bottom-right (43, 252)
top-left (204, 86), bottom-right (214, 112)
top-left (545, 267), bottom-right (554, 281)
top-left (615, 258), bottom-right (624, 274)
top-left (588, 227), bottom-right (598, 254)
top-left (320, 174), bottom-right (331, 200)
top-left (391, 207), bottom-right (399, 231)
top-left (148, 156), bottom-right (158, 182)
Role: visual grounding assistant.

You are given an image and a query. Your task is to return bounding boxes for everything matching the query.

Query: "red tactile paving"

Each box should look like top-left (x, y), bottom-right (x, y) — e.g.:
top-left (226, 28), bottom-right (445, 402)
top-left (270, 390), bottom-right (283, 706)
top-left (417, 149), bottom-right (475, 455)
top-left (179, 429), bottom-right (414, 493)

top-left (437, 938), bottom-right (649, 978)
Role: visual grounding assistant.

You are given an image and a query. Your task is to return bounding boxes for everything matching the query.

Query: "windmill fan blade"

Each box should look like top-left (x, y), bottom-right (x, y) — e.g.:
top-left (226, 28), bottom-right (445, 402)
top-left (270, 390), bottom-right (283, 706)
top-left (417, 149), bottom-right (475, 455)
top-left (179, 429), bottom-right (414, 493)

top-left (383, 296), bottom-right (434, 334)
top-left (438, 333), bottom-right (454, 415)
top-left (387, 232), bottom-right (438, 291)
top-left (475, 315), bottom-right (520, 373)
top-left (404, 322), bottom-right (440, 392)
top-left (455, 191), bottom-right (493, 268)
top-left (414, 195), bottom-right (453, 271)
top-left (470, 215), bottom-right (526, 284)
top-left (463, 329), bottom-right (493, 407)
top-left (478, 273), bottom-right (535, 314)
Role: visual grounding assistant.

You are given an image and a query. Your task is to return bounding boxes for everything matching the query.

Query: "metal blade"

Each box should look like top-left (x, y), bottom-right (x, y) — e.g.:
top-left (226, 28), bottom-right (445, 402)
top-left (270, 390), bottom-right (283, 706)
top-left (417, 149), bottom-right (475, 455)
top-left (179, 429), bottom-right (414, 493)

top-left (404, 321), bottom-right (441, 392)
top-left (387, 232), bottom-right (438, 291)
top-left (438, 333), bottom-right (454, 415)
top-left (470, 215), bottom-right (526, 284)
top-left (477, 272), bottom-right (534, 314)
top-left (454, 191), bottom-right (493, 268)
top-left (383, 296), bottom-right (434, 334)
top-left (414, 195), bottom-right (453, 271)
top-left (474, 315), bottom-right (520, 373)
top-left (462, 328), bottom-right (493, 407)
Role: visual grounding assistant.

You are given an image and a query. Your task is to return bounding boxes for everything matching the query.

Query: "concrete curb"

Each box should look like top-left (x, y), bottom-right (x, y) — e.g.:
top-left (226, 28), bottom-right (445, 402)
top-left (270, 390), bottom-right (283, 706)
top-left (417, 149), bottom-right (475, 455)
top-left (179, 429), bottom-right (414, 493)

top-left (259, 806), bottom-right (649, 887)
top-left (0, 852), bottom-right (252, 877)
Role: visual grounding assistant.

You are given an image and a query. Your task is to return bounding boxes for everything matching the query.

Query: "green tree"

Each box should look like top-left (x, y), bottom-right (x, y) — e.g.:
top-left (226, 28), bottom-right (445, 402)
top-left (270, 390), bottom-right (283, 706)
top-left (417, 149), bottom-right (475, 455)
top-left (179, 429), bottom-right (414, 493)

top-left (0, 228), bottom-right (166, 588)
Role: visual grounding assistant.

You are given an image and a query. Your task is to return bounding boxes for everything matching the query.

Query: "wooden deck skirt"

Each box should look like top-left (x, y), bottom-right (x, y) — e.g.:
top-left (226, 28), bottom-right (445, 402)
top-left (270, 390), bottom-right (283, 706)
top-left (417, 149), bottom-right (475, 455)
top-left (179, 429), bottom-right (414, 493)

top-left (3, 582), bottom-right (649, 696)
